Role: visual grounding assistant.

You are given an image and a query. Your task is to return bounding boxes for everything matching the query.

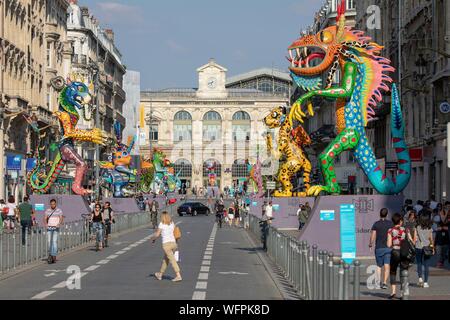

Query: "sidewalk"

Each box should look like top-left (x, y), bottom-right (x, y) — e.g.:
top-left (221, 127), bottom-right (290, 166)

top-left (278, 229), bottom-right (450, 300)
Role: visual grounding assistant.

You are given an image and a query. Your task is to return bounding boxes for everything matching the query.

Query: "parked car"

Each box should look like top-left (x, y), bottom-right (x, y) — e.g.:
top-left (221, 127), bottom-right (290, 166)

top-left (177, 202), bottom-right (210, 216)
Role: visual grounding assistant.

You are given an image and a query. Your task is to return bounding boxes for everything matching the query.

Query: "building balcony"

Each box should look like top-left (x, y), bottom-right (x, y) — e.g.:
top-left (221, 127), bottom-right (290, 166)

top-left (113, 82), bottom-right (126, 100)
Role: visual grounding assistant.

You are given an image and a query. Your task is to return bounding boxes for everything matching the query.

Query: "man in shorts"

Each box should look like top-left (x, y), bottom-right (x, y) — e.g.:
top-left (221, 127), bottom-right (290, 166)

top-left (369, 208), bottom-right (394, 289)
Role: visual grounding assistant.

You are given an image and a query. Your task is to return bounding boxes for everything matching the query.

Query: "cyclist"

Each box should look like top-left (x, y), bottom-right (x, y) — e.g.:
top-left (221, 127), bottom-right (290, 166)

top-left (215, 200), bottom-right (225, 229)
top-left (102, 202), bottom-right (115, 247)
top-left (91, 204), bottom-right (104, 251)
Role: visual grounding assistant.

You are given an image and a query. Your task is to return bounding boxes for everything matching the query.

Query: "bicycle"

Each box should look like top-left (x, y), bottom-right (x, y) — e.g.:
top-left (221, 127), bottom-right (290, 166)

top-left (92, 222), bottom-right (104, 252)
top-left (216, 213), bottom-right (223, 228)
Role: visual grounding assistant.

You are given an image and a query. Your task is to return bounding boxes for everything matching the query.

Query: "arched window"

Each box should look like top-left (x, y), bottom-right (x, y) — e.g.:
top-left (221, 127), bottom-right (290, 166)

top-left (203, 111), bottom-right (222, 142)
top-left (203, 159), bottom-right (222, 177)
top-left (174, 159), bottom-right (192, 178)
top-left (232, 111), bottom-right (251, 142)
top-left (174, 111), bottom-right (192, 142)
top-left (232, 159), bottom-right (248, 178)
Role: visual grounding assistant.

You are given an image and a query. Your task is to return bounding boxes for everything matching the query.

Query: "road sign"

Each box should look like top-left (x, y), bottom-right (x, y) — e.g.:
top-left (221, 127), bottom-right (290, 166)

top-left (439, 102), bottom-right (450, 114)
top-left (266, 181), bottom-right (276, 190)
top-left (340, 204), bottom-right (356, 264)
top-left (448, 123), bottom-right (450, 168)
top-left (385, 162), bottom-right (398, 170)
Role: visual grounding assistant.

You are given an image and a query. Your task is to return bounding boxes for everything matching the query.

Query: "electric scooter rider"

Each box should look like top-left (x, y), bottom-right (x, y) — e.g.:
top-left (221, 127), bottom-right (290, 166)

top-left (215, 200), bottom-right (225, 228)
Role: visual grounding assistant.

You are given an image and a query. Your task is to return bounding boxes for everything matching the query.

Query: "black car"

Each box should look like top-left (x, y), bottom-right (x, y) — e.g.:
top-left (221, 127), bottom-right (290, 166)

top-left (177, 202), bottom-right (210, 216)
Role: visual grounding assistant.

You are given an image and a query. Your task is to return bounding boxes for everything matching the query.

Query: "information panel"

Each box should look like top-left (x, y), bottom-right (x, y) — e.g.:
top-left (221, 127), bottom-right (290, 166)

top-left (340, 204), bottom-right (356, 263)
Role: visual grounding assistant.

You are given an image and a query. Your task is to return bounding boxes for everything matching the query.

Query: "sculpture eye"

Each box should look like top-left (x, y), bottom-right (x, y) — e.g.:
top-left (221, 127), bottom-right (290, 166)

top-left (123, 152), bottom-right (128, 156)
top-left (319, 30), bottom-right (334, 44)
top-left (272, 112), bottom-right (278, 118)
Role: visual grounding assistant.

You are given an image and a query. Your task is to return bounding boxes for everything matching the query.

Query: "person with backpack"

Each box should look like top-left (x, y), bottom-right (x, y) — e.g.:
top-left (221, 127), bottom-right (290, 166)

top-left (414, 214), bottom-right (434, 288)
top-left (227, 206), bottom-right (235, 227)
top-left (151, 212), bottom-right (182, 282)
top-left (387, 213), bottom-right (414, 299)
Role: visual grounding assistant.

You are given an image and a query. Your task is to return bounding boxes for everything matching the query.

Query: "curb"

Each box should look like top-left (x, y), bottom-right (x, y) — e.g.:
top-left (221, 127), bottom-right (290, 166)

top-left (243, 229), bottom-right (301, 300)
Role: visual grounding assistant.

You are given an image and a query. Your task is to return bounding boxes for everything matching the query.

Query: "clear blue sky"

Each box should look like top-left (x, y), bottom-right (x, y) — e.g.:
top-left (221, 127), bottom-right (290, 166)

top-left (79, 0), bottom-right (320, 90)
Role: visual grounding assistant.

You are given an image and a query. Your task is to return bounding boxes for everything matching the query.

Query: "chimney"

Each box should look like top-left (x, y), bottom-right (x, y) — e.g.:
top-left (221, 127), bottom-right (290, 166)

top-left (104, 29), bottom-right (114, 43)
top-left (80, 6), bottom-right (89, 16)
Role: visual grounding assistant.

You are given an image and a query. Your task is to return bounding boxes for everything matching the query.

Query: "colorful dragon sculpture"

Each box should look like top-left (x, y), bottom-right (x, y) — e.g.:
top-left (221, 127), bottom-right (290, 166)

top-left (99, 122), bottom-right (137, 198)
top-left (247, 159), bottom-right (264, 198)
top-left (27, 76), bottom-right (108, 196)
top-left (146, 148), bottom-right (181, 194)
top-left (287, 0), bottom-right (411, 196)
top-left (264, 106), bottom-right (313, 197)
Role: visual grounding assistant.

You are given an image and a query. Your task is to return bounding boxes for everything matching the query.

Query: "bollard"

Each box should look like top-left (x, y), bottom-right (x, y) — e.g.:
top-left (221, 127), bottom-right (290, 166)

top-left (305, 244), bottom-right (312, 300)
top-left (328, 252), bottom-right (334, 300)
top-left (400, 269), bottom-right (409, 300)
top-left (337, 261), bottom-right (344, 300)
top-left (353, 260), bottom-right (361, 300)
top-left (318, 250), bottom-right (324, 300)
top-left (322, 250), bottom-right (328, 300)
top-left (343, 263), bottom-right (350, 300)
top-left (312, 245), bottom-right (318, 300)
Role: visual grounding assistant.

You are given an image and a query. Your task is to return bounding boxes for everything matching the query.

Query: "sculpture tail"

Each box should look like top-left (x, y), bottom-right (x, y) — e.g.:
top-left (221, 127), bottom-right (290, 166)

top-left (27, 152), bottom-right (65, 194)
top-left (362, 84), bottom-right (411, 194)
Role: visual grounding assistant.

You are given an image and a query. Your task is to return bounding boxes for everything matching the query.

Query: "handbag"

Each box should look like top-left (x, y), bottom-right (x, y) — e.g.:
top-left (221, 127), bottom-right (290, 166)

top-left (400, 229), bottom-right (416, 262)
top-left (418, 228), bottom-right (434, 257)
top-left (173, 226), bottom-right (181, 240)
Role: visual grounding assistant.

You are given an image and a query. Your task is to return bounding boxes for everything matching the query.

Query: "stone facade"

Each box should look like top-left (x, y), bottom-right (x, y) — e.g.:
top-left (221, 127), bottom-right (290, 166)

top-left (140, 59), bottom-right (292, 191)
top-left (355, 0), bottom-right (450, 202)
top-left (66, 0), bottom-right (127, 186)
top-left (0, 0), bottom-right (70, 201)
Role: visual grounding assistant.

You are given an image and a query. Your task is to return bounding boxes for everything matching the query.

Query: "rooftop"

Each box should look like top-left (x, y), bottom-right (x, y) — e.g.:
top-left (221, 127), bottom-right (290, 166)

top-left (226, 68), bottom-right (292, 85)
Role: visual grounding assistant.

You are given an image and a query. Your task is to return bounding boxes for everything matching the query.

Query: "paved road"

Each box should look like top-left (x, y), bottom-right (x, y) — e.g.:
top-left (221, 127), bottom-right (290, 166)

top-left (0, 214), bottom-right (283, 300)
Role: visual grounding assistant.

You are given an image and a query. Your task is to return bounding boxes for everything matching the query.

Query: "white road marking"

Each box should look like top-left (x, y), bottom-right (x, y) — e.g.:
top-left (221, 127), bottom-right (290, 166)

top-left (97, 259), bottom-right (110, 265)
top-left (196, 282), bottom-right (208, 290)
top-left (52, 281), bottom-right (68, 289)
top-left (198, 273), bottom-right (209, 280)
top-left (116, 251), bottom-right (126, 255)
top-left (192, 223), bottom-right (217, 301)
top-left (31, 290), bottom-right (56, 300)
top-left (192, 291), bottom-right (206, 300)
top-left (84, 265), bottom-right (100, 271)
top-left (218, 271), bottom-right (249, 275)
top-left (107, 255), bottom-right (119, 260)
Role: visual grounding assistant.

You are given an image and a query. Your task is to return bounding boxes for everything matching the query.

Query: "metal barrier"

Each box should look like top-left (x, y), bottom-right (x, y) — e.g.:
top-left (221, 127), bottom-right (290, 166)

top-left (248, 214), bottom-right (361, 300)
top-left (0, 212), bottom-right (151, 275)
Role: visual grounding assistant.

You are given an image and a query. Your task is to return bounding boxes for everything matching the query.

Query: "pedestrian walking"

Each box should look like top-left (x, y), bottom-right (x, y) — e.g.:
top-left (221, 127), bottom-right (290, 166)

top-left (234, 203), bottom-right (241, 228)
top-left (434, 220), bottom-right (449, 268)
top-left (266, 201), bottom-right (273, 224)
top-left (259, 211), bottom-right (270, 251)
top-left (387, 213), bottom-right (413, 299)
top-left (404, 210), bottom-right (418, 244)
top-left (152, 212), bottom-right (182, 282)
top-left (297, 204), bottom-right (309, 231)
top-left (304, 202), bottom-right (312, 217)
top-left (43, 199), bottom-right (64, 264)
top-left (243, 203), bottom-right (250, 230)
top-left (102, 202), bottom-right (115, 247)
top-left (415, 213), bottom-right (434, 288)
top-left (91, 203), bottom-right (104, 251)
top-left (4, 195), bottom-right (18, 232)
top-left (215, 200), bottom-right (225, 229)
top-left (369, 208), bottom-right (393, 289)
top-left (0, 199), bottom-right (7, 230)
top-left (150, 197), bottom-right (160, 229)
top-left (227, 206), bottom-right (235, 227)
top-left (17, 196), bottom-right (35, 245)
